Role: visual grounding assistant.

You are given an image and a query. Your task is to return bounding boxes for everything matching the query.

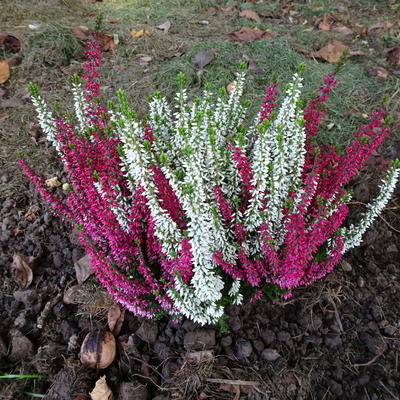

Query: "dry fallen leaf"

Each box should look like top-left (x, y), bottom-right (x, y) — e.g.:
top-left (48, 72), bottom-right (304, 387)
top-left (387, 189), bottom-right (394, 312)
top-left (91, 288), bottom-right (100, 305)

top-left (227, 82), bottom-right (236, 95)
top-left (239, 9), bottom-right (261, 24)
top-left (0, 34), bottom-right (22, 53)
top-left (349, 107), bottom-right (369, 119)
top-left (332, 24), bottom-right (353, 35)
top-left (107, 305), bottom-right (125, 336)
top-left (317, 14), bottom-right (334, 31)
top-left (387, 47), bottom-right (400, 67)
top-left (368, 21), bottom-right (393, 33)
top-left (138, 55), bottom-right (152, 66)
top-left (74, 253), bottom-right (94, 284)
top-left (0, 60), bottom-right (10, 84)
top-left (192, 50), bottom-right (215, 69)
top-left (222, 2), bottom-right (239, 15)
top-left (228, 27), bottom-right (277, 42)
top-left (130, 28), bottom-right (150, 38)
top-left (45, 176), bottom-right (62, 188)
top-left (207, 6), bottom-right (217, 16)
top-left (157, 20), bottom-right (171, 33)
top-left (72, 27), bottom-right (88, 41)
top-left (90, 376), bottom-right (113, 400)
top-left (105, 18), bottom-right (121, 24)
top-left (100, 34), bottom-right (118, 52)
top-left (313, 40), bottom-right (349, 64)
top-left (369, 66), bottom-right (389, 79)
top-left (11, 254), bottom-right (34, 289)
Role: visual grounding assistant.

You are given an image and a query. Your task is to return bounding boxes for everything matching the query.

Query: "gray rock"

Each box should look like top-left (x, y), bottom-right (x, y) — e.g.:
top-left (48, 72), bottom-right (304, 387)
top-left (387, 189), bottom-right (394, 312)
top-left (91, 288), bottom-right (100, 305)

top-left (261, 348), bottom-right (280, 361)
top-left (277, 331), bottom-right (291, 343)
top-left (324, 334), bottom-right (342, 348)
top-left (261, 329), bottom-right (276, 345)
top-left (234, 339), bottom-right (253, 359)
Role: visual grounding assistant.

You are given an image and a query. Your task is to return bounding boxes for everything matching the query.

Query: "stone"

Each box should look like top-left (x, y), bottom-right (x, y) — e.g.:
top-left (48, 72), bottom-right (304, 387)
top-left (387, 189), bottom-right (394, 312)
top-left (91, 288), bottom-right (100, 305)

top-left (324, 334), bottom-right (342, 348)
top-left (261, 348), bottom-right (280, 361)
top-left (234, 339), bottom-right (253, 359)
top-left (261, 329), bottom-right (276, 345)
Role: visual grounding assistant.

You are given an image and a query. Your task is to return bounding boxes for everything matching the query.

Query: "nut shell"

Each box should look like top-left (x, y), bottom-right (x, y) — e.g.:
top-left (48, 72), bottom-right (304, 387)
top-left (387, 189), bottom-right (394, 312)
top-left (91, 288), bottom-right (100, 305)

top-left (80, 330), bottom-right (116, 369)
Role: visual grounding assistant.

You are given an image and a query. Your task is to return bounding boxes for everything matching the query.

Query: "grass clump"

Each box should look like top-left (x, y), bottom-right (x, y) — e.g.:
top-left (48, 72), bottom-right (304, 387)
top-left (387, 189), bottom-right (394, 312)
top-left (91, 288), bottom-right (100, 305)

top-left (25, 25), bottom-right (84, 68)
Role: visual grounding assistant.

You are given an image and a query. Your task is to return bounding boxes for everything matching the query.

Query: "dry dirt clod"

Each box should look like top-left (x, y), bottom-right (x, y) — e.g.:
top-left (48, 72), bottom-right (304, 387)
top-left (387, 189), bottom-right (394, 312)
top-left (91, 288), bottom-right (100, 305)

top-left (261, 348), bottom-right (280, 361)
top-left (192, 50), bottom-right (215, 69)
top-left (9, 329), bottom-right (34, 362)
top-left (80, 330), bottom-right (116, 369)
top-left (387, 47), bottom-right (400, 67)
top-left (117, 381), bottom-right (148, 400)
top-left (135, 321), bottom-right (158, 345)
top-left (183, 329), bottom-right (216, 350)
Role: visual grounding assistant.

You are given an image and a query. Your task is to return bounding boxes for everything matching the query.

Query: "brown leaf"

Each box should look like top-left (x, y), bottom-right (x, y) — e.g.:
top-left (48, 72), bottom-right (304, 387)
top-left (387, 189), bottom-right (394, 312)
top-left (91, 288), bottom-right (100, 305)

top-left (130, 28), bottom-right (150, 38)
top-left (349, 107), bottom-right (368, 119)
top-left (11, 254), bottom-right (34, 288)
top-left (368, 21), bottom-right (393, 33)
top-left (156, 21), bottom-right (171, 33)
top-left (228, 27), bottom-right (277, 42)
top-left (259, 11), bottom-right (275, 18)
top-left (100, 34), bottom-right (118, 52)
top-left (107, 305), bottom-right (125, 336)
top-left (332, 24), bottom-right (353, 35)
top-left (313, 40), bottom-right (349, 64)
top-left (222, 2), bottom-right (239, 15)
top-left (388, 47), bottom-right (400, 67)
top-left (105, 18), bottom-right (120, 24)
top-left (207, 6), bottom-right (217, 16)
top-left (138, 55), bottom-right (152, 66)
top-left (239, 9), bottom-right (261, 24)
top-left (72, 27), bottom-right (88, 41)
top-left (349, 50), bottom-right (365, 57)
top-left (227, 82), bottom-right (236, 95)
top-left (74, 253), bottom-right (94, 284)
top-left (0, 60), bottom-right (10, 84)
top-left (6, 56), bottom-right (22, 67)
top-left (192, 50), bottom-right (215, 69)
top-left (90, 376), bottom-right (113, 400)
top-left (369, 66), bottom-right (389, 79)
top-left (317, 15), bottom-right (334, 31)
top-left (0, 35), bottom-right (22, 53)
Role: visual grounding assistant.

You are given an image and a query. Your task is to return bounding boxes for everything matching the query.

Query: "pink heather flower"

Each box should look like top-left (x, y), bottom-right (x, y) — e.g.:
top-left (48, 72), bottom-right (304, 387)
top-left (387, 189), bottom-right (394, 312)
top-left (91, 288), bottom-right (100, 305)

top-left (258, 83), bottom-right (279, 124)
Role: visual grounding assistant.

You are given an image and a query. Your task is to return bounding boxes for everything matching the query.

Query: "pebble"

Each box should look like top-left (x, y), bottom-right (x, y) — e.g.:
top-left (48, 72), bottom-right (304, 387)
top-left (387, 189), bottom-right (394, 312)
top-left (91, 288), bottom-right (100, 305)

top-left (324, 334), bottom-right (342, 348)
top-left (261, 329), bottom-right (276, 345)
top-left (118, 381), bottom-right (148, 400)
top-left (9, 330), bottom-right (34, 362)
top-left (341, 260), bottom-right (352, 272)
top-left (261, 348), bottom-right (280, 361)
top-left (220, 335), bottom-right (232, 347)
top-left (357, 276), bottom-right (365, 288)
top-left (234, 339), bottom-right (253, 359)
top-left (13, 290), bottom-right (38, 306)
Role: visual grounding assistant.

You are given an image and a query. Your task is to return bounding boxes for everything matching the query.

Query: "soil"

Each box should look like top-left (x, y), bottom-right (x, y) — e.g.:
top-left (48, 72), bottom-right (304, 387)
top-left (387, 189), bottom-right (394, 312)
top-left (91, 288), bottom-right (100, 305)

top-left (0, 175), bottom-right (399, 400)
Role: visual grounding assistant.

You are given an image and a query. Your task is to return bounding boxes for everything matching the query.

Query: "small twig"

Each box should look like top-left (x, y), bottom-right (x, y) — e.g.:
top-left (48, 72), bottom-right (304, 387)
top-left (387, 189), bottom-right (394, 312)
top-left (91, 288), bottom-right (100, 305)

top-left (352, 352), bottom-right (382, 368)
top-left (205, 378), bottom-right (260, 386)
top-left (328, 294), bottom-right (344, 333)
top-left (36, 293), bottom-right (62, 329)
top-left (378, 214), bottom-right (400, 233)
top-left (380, 381), bottom-right (400, 400)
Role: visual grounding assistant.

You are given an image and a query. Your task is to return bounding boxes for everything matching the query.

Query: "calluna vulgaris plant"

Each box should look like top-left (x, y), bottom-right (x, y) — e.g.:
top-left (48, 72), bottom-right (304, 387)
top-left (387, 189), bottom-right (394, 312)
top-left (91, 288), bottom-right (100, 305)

top-left (21, 34), bottom-right (399, 324)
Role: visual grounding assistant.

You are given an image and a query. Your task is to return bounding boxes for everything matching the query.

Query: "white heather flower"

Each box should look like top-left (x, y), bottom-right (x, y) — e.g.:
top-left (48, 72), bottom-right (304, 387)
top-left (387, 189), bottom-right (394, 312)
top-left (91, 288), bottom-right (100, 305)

top-left (343, 161), bottom-right (400, 252)
top-left (71, 81), bottom-right (88, 134)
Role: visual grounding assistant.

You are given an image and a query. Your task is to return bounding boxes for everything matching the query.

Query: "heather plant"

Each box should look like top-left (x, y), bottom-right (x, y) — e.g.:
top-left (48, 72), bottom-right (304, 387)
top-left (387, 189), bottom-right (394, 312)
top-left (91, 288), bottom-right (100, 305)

top-left (21, 33), bottom-right (399, 324)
